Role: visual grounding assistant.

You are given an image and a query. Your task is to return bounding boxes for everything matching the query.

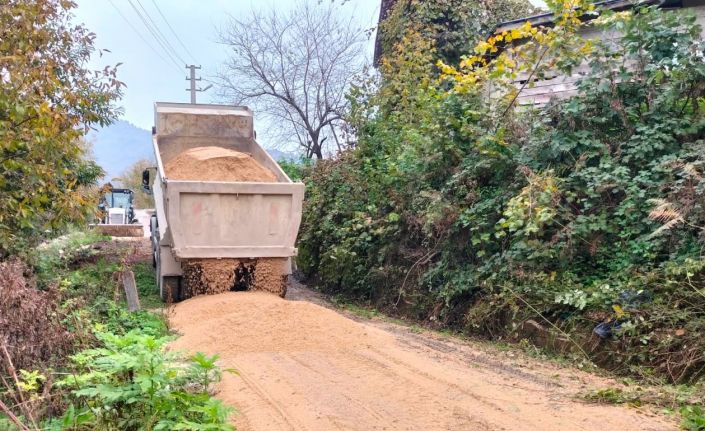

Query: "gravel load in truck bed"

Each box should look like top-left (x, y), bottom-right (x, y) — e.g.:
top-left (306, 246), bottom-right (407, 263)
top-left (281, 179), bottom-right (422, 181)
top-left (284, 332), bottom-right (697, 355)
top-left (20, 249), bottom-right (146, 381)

top-left (164, 146), bottom-right (277, 182)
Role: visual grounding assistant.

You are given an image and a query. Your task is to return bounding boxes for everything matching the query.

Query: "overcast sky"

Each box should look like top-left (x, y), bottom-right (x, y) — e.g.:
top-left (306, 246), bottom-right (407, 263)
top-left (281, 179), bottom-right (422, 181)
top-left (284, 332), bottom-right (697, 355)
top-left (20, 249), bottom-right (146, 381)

top-left (73, 0), bottom-right (381, 131)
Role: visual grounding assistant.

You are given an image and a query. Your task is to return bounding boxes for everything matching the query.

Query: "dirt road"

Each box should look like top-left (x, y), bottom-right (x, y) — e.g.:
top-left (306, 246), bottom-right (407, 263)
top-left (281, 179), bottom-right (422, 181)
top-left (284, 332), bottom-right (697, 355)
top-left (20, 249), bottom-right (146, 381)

top-left (169, 288), bottom-right (676, 431)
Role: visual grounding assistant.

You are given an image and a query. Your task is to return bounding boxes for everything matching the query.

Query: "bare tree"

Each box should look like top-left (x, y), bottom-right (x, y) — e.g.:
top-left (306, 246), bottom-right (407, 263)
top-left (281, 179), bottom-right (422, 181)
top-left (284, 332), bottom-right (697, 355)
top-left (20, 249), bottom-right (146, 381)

top-left (216, 0), bottom-right (366, 159)
top-left (118, 159), bottom-right (155, 209)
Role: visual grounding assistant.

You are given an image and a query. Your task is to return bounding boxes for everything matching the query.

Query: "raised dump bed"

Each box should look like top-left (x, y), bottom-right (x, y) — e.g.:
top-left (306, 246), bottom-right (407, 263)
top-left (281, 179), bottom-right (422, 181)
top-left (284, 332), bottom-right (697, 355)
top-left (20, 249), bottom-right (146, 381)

top-left (145, 102), bottom-right (304, 301)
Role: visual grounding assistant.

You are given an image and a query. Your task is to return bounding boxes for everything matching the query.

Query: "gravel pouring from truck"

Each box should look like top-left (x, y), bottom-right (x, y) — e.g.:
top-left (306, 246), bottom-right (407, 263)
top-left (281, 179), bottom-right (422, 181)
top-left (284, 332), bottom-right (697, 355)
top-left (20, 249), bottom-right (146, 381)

top-left (143, 102), bottom-right (304, 302)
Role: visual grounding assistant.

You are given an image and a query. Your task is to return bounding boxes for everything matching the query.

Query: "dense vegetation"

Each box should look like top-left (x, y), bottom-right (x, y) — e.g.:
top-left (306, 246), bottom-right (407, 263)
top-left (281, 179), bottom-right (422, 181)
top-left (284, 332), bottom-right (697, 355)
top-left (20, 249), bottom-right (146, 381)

top-left (3, 0), bottom-right (705, 427)
top-left (298, 0), bottom-right (705, 386)
top-left (0, 232), bottom-right (234, 430)
top-left (0, 1), bottom-right (233, 429)
top-left (376, 0), bottom-right (536, 66)
top-left (0, 0), bottom-right (121, 258)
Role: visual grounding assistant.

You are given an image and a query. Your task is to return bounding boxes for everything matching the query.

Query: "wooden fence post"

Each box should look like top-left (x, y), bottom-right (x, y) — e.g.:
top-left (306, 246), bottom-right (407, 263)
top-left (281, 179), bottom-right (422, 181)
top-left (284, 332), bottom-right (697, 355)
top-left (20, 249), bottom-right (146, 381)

top-left (121, 270), bottom-right (141, 312)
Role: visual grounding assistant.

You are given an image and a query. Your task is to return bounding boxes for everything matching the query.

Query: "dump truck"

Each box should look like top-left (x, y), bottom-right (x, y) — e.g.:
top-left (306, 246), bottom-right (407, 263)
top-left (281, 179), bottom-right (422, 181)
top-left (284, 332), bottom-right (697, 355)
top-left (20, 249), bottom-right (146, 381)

top-left (143, 102), bottom-right (304, 302)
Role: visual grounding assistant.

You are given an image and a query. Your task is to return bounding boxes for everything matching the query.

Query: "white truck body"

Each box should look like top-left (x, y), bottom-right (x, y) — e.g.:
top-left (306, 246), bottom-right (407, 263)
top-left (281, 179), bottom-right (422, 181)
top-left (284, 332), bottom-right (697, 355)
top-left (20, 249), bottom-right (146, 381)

top-left (149, 102), bottom-right (304, 299)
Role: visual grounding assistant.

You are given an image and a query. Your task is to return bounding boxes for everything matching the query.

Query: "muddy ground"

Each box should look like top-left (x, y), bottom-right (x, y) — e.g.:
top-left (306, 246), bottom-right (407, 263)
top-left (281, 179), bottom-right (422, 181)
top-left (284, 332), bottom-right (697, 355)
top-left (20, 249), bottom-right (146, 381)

top-left (169, 279), bottom-right (677, 431)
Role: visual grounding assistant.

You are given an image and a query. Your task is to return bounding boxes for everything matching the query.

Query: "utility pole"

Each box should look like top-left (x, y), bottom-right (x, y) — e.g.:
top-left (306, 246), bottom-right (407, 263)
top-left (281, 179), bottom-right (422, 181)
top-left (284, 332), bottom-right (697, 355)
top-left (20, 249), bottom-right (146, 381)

top-left (185, 65), bottom-right (212, 104)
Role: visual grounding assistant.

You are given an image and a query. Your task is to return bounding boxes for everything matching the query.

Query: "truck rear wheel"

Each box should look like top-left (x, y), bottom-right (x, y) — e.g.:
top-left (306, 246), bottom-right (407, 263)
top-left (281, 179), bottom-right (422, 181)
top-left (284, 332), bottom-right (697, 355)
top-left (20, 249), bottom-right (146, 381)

top-left (150, 215), bottom-right (158, 268)
top-left (155, 238), bottom-right (181, 303)
top-left (160, 276), bottom-right (181, 303)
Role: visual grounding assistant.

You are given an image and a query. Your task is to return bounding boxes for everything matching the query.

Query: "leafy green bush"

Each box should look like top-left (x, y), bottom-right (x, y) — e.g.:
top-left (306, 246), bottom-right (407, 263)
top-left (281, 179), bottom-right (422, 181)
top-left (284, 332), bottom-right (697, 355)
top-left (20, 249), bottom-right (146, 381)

top-left (0, 330), bottom-right (233, 431)
top-left (0, 0), bottom-right (122, 257)
top-left (33, 229), bottom-right (108, 278)
top-left (682, 405), bottom-right (705, 431)
top-left (278, 157), bottom-right (313, 182)
top-left (45, 331), bottom-right (233, 431)
top-left (1, 230), bottom-right (233, 430)
top-left (132, 262), bottom-right (163, 310)
top-left (299, 2), bottom-right (705, 382)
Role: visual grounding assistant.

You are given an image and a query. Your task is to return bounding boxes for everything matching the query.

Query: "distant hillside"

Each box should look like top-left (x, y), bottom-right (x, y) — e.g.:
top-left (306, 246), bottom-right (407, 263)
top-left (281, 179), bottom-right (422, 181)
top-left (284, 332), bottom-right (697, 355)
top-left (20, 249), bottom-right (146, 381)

top-left (87, 120), bottom-right (298, 181)
top-left (266, 148), bottom-right (297, 162)
top-left (86, 120), bottom-right (153, 181)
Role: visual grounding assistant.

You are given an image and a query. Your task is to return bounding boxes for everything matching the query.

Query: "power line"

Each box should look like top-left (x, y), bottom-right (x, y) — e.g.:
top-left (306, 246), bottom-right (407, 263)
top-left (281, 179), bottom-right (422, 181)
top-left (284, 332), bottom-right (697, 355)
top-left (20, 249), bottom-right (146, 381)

top-left (133, 0), bottom-right (187, 65)
top-left (126, 0), bottom-right (184, 71)
top-left (150, 0), bottom-right (198, 64)
top-left (106, 0), bottom-right (182, 75)
top-left (125, 0), bottom-right (183, 70)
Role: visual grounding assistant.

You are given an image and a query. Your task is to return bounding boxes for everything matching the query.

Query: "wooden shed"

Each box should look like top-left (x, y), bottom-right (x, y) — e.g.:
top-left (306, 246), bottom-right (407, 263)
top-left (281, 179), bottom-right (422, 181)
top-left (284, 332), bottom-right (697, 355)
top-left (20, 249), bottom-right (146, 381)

top-left (491, 0), bottom-right (705, 106)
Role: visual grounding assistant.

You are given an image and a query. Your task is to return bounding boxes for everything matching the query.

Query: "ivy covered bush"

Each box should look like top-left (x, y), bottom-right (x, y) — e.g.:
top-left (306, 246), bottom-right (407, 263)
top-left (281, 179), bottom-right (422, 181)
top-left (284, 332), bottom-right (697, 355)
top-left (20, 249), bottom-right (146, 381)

top-left (298, 0), bottom-right (705, 383)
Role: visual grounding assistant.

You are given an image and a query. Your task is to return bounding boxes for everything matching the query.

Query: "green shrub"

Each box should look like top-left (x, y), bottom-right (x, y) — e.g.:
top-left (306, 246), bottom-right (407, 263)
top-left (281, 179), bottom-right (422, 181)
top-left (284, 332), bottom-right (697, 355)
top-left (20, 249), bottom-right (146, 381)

top-left (299, 2), bottom-right (705, 382)
top-left (0, 329), bottom-right (234, 431)
top-left (0, 0), bottom-right (121, 257)
top-left (45, 331), bottom-right (233, 431)
top-left (682, 405), bottom-right (705, 431)
top-left (1, 229), bottom-right (232, 430)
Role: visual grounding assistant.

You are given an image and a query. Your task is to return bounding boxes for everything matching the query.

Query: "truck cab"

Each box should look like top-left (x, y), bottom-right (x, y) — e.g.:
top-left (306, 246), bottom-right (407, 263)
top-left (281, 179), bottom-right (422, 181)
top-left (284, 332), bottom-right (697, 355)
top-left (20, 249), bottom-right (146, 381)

top-left (99, 188), bottom-right (136, 224)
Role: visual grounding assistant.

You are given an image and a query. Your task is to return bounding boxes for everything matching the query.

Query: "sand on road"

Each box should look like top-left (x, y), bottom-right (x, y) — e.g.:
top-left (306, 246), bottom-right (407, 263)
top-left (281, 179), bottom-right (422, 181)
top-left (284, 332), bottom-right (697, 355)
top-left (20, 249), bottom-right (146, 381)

top-left (169, 291), bottom-right (676, 431)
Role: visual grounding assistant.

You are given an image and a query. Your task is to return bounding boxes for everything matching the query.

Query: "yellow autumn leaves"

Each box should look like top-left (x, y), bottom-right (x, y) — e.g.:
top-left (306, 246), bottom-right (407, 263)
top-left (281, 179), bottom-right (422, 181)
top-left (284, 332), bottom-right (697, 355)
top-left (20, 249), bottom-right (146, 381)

top-left (438, 0), bottom-right (597, 95)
